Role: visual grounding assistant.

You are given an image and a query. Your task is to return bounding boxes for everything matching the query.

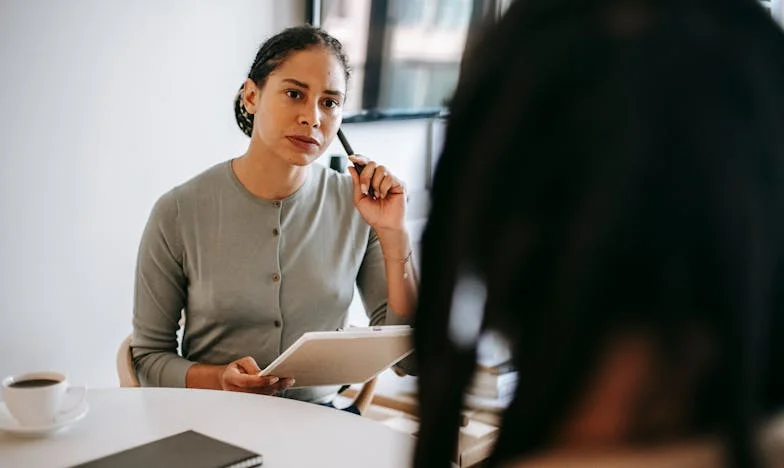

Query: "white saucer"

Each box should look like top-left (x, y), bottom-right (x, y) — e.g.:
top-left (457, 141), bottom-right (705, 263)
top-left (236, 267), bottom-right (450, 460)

top-left (0, 389), bottom-right (89, 437)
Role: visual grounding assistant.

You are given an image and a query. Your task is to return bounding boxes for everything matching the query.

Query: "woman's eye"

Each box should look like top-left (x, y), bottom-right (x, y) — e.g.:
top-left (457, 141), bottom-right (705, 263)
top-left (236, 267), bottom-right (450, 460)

top-left (286, 90), bottom-right (302, 100)
top-left (323, 98), bottom-right (339, 109)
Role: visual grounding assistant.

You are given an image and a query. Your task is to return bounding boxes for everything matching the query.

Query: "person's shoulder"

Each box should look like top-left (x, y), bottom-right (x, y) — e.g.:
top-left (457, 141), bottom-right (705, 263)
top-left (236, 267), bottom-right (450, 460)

top-left (312, 162), bottom-right (354, 199)
top-left (308, 163), bottom-right (367, 230)
top-left (173, 160), bottom-right (232, 196)
top-left (148, 185), bottom-right (180, 221)
top-left (148, 160), bottom-right (232, 220)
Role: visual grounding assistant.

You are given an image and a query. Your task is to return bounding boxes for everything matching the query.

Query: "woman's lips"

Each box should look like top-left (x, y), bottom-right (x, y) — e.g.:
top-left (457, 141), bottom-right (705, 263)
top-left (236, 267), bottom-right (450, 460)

top-left (286, 136), bottom-right (319, 150)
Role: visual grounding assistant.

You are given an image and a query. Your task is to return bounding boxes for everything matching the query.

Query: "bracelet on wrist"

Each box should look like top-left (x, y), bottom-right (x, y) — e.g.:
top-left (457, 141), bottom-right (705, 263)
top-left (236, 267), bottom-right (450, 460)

top-left (383, 249), bottom-right (413, 279)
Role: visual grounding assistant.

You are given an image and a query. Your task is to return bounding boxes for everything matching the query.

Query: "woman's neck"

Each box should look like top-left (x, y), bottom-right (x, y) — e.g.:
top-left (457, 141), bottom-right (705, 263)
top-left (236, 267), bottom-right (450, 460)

top-left (232, 141), bottom-right (310, 200)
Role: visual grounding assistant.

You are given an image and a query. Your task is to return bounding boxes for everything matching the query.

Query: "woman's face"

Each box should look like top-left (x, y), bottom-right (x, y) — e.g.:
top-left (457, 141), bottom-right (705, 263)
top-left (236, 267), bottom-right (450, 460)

top-left (243, 47), bottom-right (346, 167)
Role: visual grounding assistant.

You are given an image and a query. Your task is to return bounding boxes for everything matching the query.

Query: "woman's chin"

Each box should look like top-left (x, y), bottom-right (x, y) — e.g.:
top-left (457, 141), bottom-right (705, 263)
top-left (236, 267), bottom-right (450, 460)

top-left (284, 150), bottom-right (321, 167)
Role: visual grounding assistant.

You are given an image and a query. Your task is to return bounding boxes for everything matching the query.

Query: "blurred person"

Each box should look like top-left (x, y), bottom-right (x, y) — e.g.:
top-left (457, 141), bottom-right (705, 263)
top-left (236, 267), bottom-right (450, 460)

top-left (413, 0), bottom-right (784, 466)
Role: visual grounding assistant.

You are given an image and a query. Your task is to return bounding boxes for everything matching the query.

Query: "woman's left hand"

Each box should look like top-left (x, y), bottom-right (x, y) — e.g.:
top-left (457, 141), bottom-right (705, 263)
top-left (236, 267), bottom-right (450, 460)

top-left (348, 155), bottom-right (406, 232)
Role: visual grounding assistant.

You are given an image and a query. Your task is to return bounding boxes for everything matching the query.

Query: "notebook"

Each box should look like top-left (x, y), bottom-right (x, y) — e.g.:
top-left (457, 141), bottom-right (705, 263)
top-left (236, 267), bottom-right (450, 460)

top-left (72, 430), bottom-right (263, 468)
top-left (260, 325), bottom-right (413, 387)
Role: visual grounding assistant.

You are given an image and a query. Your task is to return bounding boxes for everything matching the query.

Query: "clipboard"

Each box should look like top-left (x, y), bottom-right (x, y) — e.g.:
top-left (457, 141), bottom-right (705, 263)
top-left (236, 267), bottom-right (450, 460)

top-left (260, 325), bottom-right (413, 388)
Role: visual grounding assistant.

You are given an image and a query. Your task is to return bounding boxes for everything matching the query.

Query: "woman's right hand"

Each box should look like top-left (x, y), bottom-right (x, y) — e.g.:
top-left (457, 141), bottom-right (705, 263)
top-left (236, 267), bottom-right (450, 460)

top-left (219, 356), bottom-right (295, 394)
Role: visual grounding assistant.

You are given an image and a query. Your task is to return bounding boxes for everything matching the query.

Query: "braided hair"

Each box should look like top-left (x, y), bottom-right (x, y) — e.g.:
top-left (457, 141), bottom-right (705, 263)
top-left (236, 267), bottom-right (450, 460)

top-left (234, 25), bottom-right (350, 137)
top-left (413, 0), bottom-right (784, 467)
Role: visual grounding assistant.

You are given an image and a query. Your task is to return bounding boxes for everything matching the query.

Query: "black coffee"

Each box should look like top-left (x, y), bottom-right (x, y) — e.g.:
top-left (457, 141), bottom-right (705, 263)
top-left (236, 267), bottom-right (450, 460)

top-left (8, 379), bottom-right (60, 388)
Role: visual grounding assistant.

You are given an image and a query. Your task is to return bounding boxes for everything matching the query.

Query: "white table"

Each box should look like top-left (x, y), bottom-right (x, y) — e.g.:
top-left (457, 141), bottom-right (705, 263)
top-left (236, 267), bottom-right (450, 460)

top-left (0, 387), bottom-right (415, 468)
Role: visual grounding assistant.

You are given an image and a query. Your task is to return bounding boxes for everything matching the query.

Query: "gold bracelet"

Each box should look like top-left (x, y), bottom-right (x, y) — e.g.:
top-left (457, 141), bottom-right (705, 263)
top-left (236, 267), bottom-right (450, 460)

top-left (384, 249), bottom-right (412, 263)
top-left (384, 249), bottom-right (413, 280)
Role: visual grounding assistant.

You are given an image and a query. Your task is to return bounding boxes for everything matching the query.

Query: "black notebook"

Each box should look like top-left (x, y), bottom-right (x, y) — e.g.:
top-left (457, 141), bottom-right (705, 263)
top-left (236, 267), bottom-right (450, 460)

top-left (72, 430), bottom-right (263, 468)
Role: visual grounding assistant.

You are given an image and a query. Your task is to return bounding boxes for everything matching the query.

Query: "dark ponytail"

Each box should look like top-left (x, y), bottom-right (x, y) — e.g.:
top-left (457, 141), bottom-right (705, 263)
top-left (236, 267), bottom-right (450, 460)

top-left (233, 25), bottom-right (350, 137)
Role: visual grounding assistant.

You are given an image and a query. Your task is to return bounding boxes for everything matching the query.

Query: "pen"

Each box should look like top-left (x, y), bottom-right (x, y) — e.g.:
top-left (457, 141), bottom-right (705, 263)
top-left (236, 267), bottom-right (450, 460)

top-left (337, 128), bottom-right (354, 156)
top-left (337, 128), bottom-right (375, 198)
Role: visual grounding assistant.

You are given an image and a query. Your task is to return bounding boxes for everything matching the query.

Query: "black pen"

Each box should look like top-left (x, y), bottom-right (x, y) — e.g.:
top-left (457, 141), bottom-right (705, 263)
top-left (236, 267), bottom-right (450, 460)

top-left (337, 128), bottom-right (375, 198)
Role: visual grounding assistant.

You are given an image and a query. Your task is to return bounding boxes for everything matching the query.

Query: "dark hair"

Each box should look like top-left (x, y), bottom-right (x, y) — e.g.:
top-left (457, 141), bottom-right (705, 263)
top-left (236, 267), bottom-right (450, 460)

top-left (414, 1), bottom-right (784, 467)
top-left (234, 25), bottom-right (350, 137)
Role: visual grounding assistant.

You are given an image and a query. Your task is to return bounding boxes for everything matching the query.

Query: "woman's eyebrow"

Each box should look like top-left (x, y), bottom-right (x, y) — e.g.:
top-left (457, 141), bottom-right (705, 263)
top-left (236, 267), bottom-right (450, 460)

top-left (282, 78), bottom-right (344, 98)
top-left (282, 78), bottom-right (309, 89)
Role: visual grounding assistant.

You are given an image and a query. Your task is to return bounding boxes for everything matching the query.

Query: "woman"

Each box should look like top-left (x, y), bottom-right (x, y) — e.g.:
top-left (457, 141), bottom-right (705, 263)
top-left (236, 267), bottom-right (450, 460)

top-left (131, 26), bottom-right (417, 405)
top-left (414, 0), bottom-right (784, 466)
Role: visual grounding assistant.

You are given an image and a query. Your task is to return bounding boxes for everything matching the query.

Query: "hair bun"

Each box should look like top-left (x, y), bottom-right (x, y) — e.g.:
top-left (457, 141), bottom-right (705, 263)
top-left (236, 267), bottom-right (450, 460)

top-left (234, 84), bottom-right (254, 138)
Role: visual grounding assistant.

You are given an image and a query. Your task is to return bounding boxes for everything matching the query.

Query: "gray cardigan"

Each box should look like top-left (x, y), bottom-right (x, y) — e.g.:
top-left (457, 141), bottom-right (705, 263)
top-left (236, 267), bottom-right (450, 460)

top-left (132, 160), bottom-right (410, 403)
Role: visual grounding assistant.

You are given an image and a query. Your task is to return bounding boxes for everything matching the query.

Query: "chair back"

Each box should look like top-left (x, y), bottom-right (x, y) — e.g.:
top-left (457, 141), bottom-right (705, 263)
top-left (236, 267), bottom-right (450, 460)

top-left (117, 334), bottom-right (140, 387)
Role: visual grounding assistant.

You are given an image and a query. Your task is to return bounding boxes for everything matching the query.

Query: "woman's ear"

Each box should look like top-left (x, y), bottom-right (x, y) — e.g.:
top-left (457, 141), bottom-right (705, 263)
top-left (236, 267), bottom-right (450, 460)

top-left (242, 78), bottom-right (259, 114)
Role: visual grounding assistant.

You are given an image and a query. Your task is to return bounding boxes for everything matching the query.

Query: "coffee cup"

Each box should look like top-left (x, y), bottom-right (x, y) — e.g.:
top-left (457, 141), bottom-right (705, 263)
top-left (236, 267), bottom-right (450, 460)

top-left (1, 371), bottom-right (85, 427)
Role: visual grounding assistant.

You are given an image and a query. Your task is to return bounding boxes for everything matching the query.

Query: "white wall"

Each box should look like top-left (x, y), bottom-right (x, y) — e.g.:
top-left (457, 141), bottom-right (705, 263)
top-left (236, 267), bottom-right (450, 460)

top-left (0, 0), bottom-right (300, 387)
top-left (0, 0), bottom-right (432, 388)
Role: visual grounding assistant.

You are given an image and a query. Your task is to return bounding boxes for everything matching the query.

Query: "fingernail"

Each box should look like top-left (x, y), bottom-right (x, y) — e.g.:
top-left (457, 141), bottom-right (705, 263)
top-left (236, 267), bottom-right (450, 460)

top-left (269, 376), bottom-right (279, 384)
top-left (361, 184), bottom-right (368, 195)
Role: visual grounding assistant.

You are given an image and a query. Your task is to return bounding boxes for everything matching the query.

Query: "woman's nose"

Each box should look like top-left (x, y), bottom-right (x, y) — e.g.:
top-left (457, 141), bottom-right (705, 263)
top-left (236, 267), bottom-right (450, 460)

top-left (298, 104), bottom-right (321, 128)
